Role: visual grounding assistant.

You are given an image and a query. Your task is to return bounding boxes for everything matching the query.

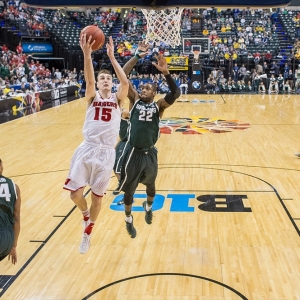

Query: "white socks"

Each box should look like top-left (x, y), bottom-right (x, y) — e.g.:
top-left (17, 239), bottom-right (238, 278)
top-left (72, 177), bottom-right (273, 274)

top-left (125, 215), bottom-right (133, 223)
top-left (145, 204), bottom-right (152, 212)
top-left (81, 209), bottom-right (90, 219)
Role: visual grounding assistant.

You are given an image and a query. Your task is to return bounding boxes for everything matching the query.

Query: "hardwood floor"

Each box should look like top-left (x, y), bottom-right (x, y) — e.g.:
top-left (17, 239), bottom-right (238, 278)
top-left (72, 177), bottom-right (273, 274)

top-left (0, 93), bottom-right (300, 300)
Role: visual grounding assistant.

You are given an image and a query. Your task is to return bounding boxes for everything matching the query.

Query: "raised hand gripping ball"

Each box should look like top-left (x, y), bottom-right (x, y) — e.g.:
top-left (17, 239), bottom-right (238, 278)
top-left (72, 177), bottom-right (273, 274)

top-left (80, 25), bottom-right (105, 51)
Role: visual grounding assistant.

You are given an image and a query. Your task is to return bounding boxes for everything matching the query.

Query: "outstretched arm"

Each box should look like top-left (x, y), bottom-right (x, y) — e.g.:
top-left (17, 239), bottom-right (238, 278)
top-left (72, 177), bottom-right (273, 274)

top-left (123, 41), bottom-right (150, 109)
top-left (80, 34), bottom-right (96, 106)
top-left (152, 54), bottom-right (180, 117)
top-left (123, 41), bottom-right (150, 76)
top-left (8, 184), bottom-right (21, 265)
top-left (106, 36), bottom-right (129, 108)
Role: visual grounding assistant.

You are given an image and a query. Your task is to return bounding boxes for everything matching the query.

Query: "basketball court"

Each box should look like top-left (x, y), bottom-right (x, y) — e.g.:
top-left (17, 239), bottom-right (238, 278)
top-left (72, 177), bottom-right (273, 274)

top-left (1, 92), bottom-right (300, 299)
top-left (1, 0), bottom-right (300, 297)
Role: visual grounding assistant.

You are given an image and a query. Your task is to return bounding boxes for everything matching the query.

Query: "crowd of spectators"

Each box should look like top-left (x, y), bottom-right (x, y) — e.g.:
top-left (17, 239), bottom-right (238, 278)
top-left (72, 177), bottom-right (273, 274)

top-left (0, 44), bottom-right (81, 99)
top-left (111, 8), bottom-right (193, 60)
top-left (111, 71), bottom-right (189, 95)
top-left (107, 7), bottom-right (300, 95)
top-left (110, 61), bottom-right (300, 95)
top-left (0, 0), bottom-right (49, 36)
top-left (202, 53), bottom-right (300, 94)
top-left (204, 66), bottom-right (300, 94)
top-left (198, 8), bottom-right (300, 91)
top-left (92, 9), bottom-right (119, 30)
top-left (1, 3), bottom-right (300, 96)
top-left (111, 8), bottom-right (280, 60)
top-left (198, 8), bottom-right (299, 66)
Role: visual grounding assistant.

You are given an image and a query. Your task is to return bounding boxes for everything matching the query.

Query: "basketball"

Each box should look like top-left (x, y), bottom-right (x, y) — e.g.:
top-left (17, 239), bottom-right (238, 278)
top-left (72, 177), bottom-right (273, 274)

top-left (80, 25), bottom-right (105, 51)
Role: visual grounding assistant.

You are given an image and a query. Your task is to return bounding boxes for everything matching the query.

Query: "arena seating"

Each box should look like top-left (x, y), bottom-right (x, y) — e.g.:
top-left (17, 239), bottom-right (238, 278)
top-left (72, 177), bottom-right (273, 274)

top-left (1, 6), bottom-right (300, 95)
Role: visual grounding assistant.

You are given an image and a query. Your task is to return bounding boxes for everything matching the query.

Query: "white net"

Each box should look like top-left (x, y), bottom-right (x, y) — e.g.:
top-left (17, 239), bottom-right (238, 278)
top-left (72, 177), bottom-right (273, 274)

top-left (141, 8), bottom-right (184, 48)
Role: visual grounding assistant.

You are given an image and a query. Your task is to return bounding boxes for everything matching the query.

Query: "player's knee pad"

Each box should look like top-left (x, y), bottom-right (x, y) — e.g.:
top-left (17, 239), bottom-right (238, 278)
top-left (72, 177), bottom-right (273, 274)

top-left (123, 192), bottom-right (134, 205)
top-left (146, 185), bottom-right (156, 198)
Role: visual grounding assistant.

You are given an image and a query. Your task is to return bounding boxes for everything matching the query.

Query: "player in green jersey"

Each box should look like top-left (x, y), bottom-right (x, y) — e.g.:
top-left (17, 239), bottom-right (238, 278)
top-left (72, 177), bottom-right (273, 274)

top-left (118, 43), bottom-right (180, 238)
top-left (0, 158), bottom-right (21, 264)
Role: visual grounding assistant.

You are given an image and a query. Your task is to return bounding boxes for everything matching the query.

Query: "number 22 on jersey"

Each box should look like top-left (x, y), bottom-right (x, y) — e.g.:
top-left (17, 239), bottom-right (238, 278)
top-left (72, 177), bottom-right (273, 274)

top-left (139, 110), bottom-right (153, 121)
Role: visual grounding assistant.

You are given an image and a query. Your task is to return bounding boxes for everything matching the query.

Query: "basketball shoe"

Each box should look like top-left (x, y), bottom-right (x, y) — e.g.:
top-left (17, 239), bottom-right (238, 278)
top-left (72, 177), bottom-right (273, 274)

top-left (79, 232), bottom-right (91, 254)
top-left (125, 216), bottom-right (136, 238)
top-left (143, 201), bottom-right (153, 224)
top-left (79, 219), bottom-right (91, 254)
top-left (117, 197), bottom-right (124, 205)
top-left (113, 181), bottom-right (121, 195)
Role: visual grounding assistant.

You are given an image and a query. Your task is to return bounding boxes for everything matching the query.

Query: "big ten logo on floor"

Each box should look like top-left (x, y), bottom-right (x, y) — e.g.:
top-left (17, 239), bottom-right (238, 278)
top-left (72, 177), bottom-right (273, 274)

top-left (159, 117), bottom-right (250, 134)
top-left (110, 194), bottom-right (252, 213)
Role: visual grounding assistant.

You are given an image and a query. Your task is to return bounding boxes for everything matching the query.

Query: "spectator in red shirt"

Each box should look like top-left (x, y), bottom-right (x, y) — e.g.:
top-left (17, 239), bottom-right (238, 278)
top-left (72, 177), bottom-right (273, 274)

top-left (18, 54), bottom-right (26, 64)
top-left (45, 68), bottom-right (51, 77)
top-left (265, 51), bottom-right (272, 62)
top-left (253, 51), bottom-right (261, 64)
top-left (37, 23), bottom-right (44, 35)
top-left (11, 54), bottom-right (19, 66)
top-left (253, 51), bottom-right (260, 58)
top-left (2, 44), bottom-right (9, 52)
top-left (16, 42), bottom-right (23, 54)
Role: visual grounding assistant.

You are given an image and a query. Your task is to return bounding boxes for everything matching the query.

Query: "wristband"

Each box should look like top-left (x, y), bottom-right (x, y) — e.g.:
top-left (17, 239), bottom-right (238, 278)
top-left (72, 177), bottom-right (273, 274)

top-left (134, 48), bottom-right (145, 59)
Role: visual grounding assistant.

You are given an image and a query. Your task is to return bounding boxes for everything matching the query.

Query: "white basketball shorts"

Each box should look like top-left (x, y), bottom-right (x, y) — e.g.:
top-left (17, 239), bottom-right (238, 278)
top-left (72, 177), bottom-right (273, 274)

top-left (63, 142), bottom-right (115, 197)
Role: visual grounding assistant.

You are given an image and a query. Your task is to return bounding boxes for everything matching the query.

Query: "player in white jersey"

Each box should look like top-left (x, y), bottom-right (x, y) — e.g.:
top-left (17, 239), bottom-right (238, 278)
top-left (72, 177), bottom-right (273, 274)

top-left (63, 35), bottom-right (129, 254)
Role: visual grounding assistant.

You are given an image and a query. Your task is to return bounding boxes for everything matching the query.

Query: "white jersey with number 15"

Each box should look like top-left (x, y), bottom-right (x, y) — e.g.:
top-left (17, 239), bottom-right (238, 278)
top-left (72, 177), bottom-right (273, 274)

top-left (82, 92), bottom-right (121, 147)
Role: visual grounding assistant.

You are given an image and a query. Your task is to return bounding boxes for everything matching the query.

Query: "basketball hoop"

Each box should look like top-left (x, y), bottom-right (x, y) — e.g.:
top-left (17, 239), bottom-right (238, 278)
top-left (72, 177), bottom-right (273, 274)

top-left (192, 49), bottom-right (200, 64)
top-left (141, 8), bottom-right (184, 48)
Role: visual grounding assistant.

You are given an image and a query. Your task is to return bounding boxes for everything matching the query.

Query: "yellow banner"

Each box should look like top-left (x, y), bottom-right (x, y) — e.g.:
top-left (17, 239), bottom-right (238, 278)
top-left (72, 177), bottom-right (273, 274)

top-left (166, 56), bottom-right (188, 70)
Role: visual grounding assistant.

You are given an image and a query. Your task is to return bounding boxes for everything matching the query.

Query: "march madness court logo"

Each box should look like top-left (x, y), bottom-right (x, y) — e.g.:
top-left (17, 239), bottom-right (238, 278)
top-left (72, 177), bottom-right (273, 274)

top-left (159, 117), bottom-right (250, 134)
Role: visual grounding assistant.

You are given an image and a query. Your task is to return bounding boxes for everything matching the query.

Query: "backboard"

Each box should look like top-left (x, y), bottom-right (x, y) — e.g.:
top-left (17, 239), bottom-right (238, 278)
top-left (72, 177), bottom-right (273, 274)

top-left (182, 38), bottom-right (210, 55)
top-left (24, 0), bottom-right (291, 8)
